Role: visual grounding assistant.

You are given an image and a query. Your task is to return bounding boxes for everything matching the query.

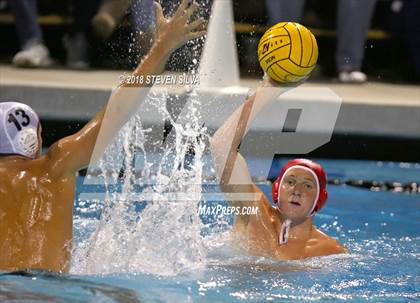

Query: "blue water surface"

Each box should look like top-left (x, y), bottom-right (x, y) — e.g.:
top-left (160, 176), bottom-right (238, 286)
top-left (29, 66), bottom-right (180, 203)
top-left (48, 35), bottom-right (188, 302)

top-left (1, 159), bottom-right (419, 302)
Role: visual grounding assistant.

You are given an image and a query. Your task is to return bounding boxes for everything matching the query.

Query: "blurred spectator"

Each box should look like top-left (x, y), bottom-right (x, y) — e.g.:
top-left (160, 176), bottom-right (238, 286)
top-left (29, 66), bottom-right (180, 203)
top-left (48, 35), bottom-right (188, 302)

top-left (401, 0), bottom-right (420, 78)
top-left (8, 0), bottom-right (100, 69)
top-left (92, 0), bottom-right (155, 53)
top-left (265, 0), bottom-right (377, 83)
top-left (7, 0), bottom-right (52, 67)
top-left (63, 0), bottom-right (100, 69)
top-left (92, 0), bottom-right (131, 40)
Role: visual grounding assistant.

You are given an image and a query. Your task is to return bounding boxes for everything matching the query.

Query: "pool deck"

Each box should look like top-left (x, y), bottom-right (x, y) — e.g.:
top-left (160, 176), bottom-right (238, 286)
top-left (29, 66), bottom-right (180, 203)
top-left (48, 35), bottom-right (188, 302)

top-left (1, 64), bottom-right (419, 142)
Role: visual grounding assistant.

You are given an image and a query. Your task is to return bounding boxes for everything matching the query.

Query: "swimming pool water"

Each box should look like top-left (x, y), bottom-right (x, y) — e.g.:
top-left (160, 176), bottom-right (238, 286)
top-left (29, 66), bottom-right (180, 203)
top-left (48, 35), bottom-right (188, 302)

top-left (1, 159), bottom-right (419, 302)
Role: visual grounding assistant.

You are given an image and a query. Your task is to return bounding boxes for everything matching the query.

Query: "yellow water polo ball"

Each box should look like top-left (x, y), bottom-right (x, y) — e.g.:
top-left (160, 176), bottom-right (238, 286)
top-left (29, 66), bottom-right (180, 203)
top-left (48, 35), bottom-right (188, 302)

top-left (258, 22), bottom-right (318, 83)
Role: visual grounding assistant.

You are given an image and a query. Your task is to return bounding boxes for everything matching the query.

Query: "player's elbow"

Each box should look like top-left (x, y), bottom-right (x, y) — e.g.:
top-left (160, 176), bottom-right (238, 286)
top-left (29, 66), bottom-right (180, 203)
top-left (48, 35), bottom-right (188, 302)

top-left (338, 245), bottom-right (349, 254)
top-left (329, 241), bottom-right (348, 255)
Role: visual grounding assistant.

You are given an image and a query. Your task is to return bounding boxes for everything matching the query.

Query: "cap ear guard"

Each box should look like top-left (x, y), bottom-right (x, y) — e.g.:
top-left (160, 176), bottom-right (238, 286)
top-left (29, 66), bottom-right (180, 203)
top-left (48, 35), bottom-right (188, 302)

top-left (271, 177), bottom-right (281, 206)
top-left (313, 188), bottom-right (328, 213)
top-left (14, 127), bottom-right (39, 158)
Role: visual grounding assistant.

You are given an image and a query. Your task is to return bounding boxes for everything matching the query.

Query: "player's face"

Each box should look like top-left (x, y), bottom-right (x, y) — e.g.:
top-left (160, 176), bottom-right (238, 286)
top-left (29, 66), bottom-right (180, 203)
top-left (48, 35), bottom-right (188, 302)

top-left (278, 168), bottom-right (318, 220)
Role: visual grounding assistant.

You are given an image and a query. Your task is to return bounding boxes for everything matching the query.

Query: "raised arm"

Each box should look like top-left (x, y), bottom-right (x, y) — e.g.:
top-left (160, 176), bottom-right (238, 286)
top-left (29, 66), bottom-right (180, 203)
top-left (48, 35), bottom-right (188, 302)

top-left (46, 0), bottom-right (206, 178)
top-left (210, 78), bottom-right (290, 225)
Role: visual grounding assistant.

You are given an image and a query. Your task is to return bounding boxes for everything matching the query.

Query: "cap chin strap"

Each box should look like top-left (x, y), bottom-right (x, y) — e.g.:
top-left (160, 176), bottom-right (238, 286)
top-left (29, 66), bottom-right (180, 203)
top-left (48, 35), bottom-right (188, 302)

top-left (279, 218), bottom-right (292, 245)
top-left (277, 165), bottom-right (320, 245)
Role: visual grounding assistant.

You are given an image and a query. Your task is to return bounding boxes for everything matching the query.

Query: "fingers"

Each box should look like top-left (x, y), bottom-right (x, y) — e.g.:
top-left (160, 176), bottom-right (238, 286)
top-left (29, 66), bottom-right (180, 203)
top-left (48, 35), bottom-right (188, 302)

top-left (153, 0), bottom-right (206, 49)
top-left (187, 18), bottom-right (207, 32)
top-left (186, 30), bottom-right (207, 41)
top-left (173, 0), bottom-right (190, 19)
top-left (183, 1), bottom-right (199, 21)
top-left (154, 2), bottom-right (165, 23)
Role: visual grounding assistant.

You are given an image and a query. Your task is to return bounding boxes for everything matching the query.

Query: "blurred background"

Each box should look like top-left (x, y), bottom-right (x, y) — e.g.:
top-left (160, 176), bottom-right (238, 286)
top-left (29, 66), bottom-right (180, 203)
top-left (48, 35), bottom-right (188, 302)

top-left (0, 0), bottom-right (419, 162)
top-left (0, 0), bottom-right (418, 83)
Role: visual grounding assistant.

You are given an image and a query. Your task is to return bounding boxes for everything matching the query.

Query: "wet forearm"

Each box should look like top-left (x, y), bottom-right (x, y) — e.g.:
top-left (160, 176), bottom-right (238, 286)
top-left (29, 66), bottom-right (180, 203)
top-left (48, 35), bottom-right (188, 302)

top-left (88, 41), bottom-right (172, 162)
top-left (122, 41), bottom-right (172, 88)
top-left (211, 84), bottom-right (289, 183)
top-left (211, 96), bottom-right (255, 184)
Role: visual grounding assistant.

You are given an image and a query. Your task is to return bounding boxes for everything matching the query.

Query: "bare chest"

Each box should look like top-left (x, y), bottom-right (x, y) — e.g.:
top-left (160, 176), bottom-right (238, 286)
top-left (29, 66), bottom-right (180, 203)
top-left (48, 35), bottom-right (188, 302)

top-left (244, 219), bottom-right (314, 260)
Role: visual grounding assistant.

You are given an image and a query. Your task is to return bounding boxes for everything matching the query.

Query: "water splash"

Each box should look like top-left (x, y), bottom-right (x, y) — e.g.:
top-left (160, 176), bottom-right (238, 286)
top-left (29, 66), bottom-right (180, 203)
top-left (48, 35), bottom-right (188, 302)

top-left (73, 90), bottom-right (210, 276)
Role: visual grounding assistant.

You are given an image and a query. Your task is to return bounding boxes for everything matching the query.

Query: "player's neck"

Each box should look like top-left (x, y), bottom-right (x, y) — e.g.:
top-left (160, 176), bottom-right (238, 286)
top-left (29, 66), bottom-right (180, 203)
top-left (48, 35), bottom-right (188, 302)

top-left (289, 217), bottom-right (313, 241)
top-left (277, 215), bottom-right (313, 241)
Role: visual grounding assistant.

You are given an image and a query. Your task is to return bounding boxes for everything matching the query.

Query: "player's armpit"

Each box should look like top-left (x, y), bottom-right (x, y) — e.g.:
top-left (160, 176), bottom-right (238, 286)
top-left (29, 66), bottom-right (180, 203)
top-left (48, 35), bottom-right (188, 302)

top-left (217, 153), bottom-right (265, 207)
top-left (227, 184), bottom-right (274, 230)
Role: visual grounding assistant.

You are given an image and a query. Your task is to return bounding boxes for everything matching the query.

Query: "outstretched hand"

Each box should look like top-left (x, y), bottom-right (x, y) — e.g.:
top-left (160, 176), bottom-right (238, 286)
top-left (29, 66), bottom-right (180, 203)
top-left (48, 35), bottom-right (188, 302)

top-left (154, 0), bottom-right (207, 53)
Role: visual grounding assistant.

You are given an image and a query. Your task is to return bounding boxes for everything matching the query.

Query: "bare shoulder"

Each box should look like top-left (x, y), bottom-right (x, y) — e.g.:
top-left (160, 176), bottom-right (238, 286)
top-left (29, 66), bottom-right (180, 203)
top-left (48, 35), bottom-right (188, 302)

top-left (233, 183), bottom-right (276, 231)
top-left (43, 133), bottom-right (83, 179)
top-left (305, 228), bottom-right (348, 257)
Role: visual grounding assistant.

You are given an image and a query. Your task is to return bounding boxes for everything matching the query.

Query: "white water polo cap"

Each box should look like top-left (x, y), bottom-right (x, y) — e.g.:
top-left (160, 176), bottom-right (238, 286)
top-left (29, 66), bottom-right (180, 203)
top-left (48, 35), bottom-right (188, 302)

top-left (0, 102), bottom-right (40, 159)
